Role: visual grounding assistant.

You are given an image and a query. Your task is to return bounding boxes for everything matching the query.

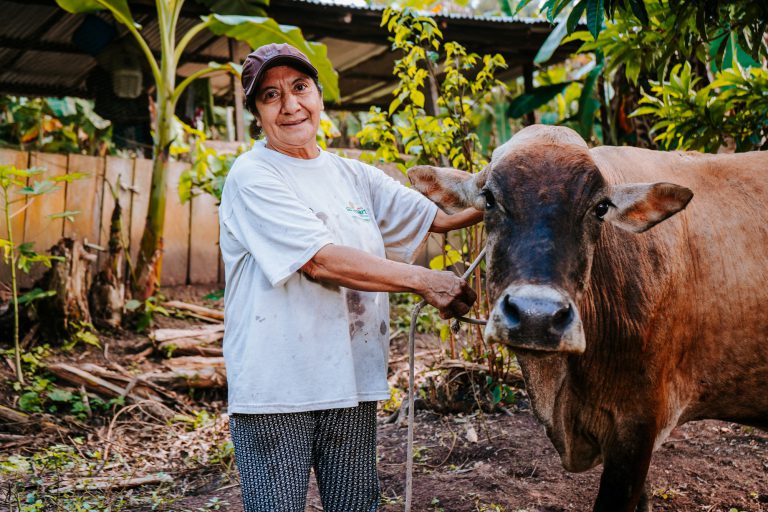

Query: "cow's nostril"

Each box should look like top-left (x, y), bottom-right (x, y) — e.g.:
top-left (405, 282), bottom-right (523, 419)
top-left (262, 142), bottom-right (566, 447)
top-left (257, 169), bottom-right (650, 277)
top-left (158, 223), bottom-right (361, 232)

top-left (501, 294), bottom-right (521, 326)
top-left (551, 304), bottom-right (574, 333)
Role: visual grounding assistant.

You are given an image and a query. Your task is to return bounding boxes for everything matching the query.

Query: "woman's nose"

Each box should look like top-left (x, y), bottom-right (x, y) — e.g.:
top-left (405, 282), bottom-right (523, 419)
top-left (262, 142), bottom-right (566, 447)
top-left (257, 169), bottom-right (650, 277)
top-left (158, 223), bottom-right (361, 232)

top-left (281, 92), bottom-right (301, 112)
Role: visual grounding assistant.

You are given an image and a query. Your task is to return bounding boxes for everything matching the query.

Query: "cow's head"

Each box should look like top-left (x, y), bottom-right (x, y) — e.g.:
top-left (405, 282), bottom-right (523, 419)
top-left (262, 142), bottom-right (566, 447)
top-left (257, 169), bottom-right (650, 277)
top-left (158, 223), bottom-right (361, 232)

top-left (409, 125), bottom-right (693, 354)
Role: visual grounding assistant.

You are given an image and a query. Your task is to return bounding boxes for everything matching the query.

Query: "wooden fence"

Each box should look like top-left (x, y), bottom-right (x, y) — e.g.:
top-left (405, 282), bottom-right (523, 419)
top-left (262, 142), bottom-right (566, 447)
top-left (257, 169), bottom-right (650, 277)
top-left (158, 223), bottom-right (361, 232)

top-left (0, 149), bottom-right (221, 288)
top-left (0, 147), bottom-right (447, 290)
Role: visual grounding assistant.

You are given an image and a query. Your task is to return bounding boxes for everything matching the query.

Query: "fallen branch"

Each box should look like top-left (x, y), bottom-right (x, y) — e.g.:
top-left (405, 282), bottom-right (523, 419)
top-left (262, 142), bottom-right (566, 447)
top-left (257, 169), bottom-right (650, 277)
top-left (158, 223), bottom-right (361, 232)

top-left (150, 324), bottom-right (224, 343)
top-left (162, 300), bottom-right (224, 321)
top-left (144, 356), bottom-right (226, 389)
top-left (157, 337), bottom-right (223, 357)
top-left (47, 363), bottom-right (174, 418)
top-left (78, 363), bottom-right (175, 402)
top-left (0, 404), bottom-right (61, 433)
top-left (49, 472), bottom-right (174, 494)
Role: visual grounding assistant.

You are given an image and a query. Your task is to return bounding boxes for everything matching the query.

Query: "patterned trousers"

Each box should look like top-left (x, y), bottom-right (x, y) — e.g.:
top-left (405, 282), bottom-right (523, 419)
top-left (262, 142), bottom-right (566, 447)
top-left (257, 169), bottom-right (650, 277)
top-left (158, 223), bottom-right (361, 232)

top-left (229, 402), bottom-right (380, 512)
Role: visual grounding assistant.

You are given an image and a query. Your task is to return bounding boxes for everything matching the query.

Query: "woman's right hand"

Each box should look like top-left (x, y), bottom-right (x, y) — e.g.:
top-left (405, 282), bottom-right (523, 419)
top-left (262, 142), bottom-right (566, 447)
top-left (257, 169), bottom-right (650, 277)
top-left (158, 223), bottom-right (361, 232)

top-left (418, 270), bottom-right (477, 319)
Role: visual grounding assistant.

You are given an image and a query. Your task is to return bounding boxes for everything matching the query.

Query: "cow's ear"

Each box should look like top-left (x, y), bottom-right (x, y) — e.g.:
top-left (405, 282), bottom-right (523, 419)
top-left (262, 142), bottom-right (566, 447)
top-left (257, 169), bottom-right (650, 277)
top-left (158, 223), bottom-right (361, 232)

top-left (604, 182), bottom-right (693, 233)
top-left (408, 165), bottom-right (487, 214)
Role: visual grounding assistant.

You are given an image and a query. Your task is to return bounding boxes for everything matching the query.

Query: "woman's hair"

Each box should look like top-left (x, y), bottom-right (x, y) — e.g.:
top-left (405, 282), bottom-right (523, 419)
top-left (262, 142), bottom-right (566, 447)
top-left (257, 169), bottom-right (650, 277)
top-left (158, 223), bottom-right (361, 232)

top-left (245, 67), bottom-right (322, 139)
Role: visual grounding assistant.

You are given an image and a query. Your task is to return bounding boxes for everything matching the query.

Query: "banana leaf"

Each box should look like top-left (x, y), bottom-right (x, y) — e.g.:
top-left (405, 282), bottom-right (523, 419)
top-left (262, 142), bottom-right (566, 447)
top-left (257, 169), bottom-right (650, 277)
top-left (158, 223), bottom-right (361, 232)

top-left (206, 14), bottom-right (339, 103)
top-left (56, 0), bottom-right (135, 28)
top-left (507, 82), bottom-right (573, 118)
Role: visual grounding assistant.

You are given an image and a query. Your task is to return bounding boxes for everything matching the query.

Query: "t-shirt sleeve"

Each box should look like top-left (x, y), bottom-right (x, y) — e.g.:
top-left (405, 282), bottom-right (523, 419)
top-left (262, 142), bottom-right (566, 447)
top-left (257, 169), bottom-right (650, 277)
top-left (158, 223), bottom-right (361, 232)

top-left (222, 172), bottom-right (335, 287)
top-left (362, 163), bottom-right (438, 263)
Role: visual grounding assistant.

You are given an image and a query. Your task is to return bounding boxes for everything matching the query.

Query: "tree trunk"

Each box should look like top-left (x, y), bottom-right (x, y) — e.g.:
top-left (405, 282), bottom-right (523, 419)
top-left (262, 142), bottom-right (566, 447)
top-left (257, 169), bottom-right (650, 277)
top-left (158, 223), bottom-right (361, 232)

top-left (33, 238), bottom-right (96, 338)
top-left (133, 78), bottom-right (175, 299)
top-left (89, 199), bottom-right (125, 329)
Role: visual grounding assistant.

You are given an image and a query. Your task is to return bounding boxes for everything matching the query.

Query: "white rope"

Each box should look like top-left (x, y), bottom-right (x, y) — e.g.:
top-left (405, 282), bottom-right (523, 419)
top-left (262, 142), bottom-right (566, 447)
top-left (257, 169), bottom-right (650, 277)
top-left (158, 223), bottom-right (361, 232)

top-left (404, 247), bottom-right (486, 511)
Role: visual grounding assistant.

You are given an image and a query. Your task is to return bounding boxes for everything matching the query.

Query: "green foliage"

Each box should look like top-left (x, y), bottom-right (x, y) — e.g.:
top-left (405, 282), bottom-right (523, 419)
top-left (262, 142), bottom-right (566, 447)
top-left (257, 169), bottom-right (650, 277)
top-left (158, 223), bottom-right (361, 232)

top-left (14, 375), bottom-right (125, 419)
top-left (1, 164), bottom-right (83, 384)
top-left (428, 246), bottom-right (463, 271)
top-left (175, 119), bottom-right (246, 204)
top-left (634, 63), bottom-right (768, 152)
top-left (390, 293), bottom-right (442, 335)
top-left (0, 96), bottom-right (113, 155)
top-left (61, 321), bottom-right (102, 351)
top-left (507, 82), bottom-right (573, 118)
top-left (125, 296), bottom-right (170, 333)
top-left (357, 8), bottom-right (507, 172)
top-left (0, 443), bottom-right (157, 511)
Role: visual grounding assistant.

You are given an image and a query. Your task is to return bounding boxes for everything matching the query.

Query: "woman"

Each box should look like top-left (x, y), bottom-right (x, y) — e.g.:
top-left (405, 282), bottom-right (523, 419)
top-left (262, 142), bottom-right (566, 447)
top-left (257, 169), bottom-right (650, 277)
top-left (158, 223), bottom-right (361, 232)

top-left (219, 43), bottom-right (483, 512)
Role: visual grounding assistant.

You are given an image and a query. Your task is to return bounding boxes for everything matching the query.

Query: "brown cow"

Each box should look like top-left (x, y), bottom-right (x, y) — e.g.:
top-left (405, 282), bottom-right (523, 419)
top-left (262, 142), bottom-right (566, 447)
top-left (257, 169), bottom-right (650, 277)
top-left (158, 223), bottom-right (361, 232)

top-left (408, 125), bottom-right (768, 512)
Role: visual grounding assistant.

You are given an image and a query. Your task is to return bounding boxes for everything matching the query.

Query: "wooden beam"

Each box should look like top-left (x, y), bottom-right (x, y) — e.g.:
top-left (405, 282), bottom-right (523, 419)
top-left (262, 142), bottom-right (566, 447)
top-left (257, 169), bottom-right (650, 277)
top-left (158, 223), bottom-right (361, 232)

top-left (523, 63), bottom-right (535, 126)
top-left (229, 39), bottom-right (246, 142)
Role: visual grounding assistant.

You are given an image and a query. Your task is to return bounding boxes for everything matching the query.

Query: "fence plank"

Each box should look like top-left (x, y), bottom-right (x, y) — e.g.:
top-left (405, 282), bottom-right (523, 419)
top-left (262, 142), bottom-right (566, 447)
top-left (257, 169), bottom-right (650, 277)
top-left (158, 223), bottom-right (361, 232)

top-left (161, 161), bottom-right (190, 286)
top-left (0, 149), bottom-right (30, 285)
top-left (99, 157), bottom-right (134, 268)
top-left (189, 192), bottom-right (220, 284)
top-left (24, 152), bottom-right (68, 283)
top-left (64, 154), bottom-right (104, 244)
top-left (129, 158), bottom-right (153, 265)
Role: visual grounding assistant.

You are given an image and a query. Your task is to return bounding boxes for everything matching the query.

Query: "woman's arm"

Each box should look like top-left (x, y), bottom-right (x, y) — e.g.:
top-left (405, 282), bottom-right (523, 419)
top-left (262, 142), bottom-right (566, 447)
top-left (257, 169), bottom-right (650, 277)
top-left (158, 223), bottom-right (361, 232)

top-left (301, 244), bottom-right (476, 319)
top-left (429, 207), bottom-right (483, 233)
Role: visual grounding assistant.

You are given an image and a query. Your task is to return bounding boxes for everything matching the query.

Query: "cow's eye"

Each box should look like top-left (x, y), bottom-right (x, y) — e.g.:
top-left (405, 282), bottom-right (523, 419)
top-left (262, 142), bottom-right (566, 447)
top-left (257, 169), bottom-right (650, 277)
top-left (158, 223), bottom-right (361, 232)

top-left (594, 200), bottom-right (613, 220)
top-left (482, 190), bottom-right (496, 210)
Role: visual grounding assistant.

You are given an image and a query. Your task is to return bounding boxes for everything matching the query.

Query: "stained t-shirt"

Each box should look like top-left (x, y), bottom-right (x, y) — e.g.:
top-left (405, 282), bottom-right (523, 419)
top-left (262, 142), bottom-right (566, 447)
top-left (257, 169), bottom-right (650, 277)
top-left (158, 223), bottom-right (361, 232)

top-left (219, 141), bottom-right (438, 414)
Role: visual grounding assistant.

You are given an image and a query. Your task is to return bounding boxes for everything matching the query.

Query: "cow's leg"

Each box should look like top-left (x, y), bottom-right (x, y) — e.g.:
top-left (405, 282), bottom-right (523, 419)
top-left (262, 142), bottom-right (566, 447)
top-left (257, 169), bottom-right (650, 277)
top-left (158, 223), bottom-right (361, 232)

top-left (635, 481), bottom-right (651, 512)
top-left (592, 426), bottom-right (655, 512)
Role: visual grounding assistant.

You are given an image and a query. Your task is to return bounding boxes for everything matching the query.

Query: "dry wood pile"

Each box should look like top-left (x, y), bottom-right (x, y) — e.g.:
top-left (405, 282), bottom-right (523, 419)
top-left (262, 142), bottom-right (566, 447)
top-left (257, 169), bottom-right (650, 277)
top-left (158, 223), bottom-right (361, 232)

top-left (1, 301), bottom-right (227, 437)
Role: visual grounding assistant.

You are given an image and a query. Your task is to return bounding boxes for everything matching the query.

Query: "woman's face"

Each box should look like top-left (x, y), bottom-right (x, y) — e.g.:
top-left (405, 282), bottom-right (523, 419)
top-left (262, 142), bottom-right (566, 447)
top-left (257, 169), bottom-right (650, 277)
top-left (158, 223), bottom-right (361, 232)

top-left (253, 65), bottom-right (324, 159)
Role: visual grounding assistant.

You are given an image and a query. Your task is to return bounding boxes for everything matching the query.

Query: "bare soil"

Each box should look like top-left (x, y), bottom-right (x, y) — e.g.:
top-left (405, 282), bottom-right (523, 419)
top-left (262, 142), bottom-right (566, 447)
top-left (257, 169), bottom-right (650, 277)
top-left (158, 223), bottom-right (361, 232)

top-left (1, 285), bottom-right (766, 512)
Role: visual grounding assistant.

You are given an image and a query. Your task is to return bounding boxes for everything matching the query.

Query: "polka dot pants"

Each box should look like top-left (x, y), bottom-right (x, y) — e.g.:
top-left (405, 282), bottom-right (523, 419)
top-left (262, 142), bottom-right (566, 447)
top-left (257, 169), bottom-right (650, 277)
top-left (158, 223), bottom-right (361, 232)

top-left (229, 402), bottom-right (380, 512)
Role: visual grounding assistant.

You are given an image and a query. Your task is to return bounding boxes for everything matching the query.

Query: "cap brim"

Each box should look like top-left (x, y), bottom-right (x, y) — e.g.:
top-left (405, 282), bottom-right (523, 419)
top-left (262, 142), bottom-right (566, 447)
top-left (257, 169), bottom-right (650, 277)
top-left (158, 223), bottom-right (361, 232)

top-left (244, 55), bottom-right (319, 98)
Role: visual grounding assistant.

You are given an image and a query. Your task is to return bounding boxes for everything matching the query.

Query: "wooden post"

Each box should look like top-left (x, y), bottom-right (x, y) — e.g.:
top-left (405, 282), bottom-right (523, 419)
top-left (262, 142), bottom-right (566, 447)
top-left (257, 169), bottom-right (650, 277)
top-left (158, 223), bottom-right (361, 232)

top-left (230, 39), bottom-right (246, 142)
top-left (523, 63), bottom-right (536, 126)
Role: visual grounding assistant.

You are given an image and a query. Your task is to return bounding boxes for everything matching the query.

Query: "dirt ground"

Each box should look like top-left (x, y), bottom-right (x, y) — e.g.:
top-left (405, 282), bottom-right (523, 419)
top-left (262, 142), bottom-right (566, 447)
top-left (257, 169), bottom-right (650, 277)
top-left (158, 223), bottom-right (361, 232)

top-left (2, 285), bottom-right (767, 512)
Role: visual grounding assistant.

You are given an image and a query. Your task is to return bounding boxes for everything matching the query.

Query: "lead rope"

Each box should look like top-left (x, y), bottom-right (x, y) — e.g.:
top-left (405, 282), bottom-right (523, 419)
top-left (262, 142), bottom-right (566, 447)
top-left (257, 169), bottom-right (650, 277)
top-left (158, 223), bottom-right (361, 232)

top-left (404, 248), bottom-right (487, 512)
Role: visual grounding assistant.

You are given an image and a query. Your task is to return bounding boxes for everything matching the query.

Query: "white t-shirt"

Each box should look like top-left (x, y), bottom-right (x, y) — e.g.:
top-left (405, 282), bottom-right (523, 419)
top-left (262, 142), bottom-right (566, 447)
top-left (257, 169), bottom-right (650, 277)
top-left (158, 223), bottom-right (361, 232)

top-left (219, 141), bottom-right (438, 414)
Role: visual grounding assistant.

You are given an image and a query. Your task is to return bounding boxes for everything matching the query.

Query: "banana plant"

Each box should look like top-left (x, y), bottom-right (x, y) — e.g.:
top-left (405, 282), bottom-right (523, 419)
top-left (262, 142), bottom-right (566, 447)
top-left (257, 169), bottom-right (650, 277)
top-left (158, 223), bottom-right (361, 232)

top-left (56, 0), bottom-right (339, 299)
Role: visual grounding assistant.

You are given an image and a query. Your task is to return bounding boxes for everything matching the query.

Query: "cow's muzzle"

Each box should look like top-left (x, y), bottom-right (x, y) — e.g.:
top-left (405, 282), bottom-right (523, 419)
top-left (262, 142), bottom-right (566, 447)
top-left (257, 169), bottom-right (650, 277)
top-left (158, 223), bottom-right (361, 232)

top-left (485, 284), bottom-right (585, 354)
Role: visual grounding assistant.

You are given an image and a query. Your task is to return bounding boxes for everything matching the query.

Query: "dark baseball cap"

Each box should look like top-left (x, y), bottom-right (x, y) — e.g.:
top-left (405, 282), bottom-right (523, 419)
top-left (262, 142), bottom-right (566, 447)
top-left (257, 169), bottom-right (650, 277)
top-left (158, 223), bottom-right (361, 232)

top-left (241, 43), bottom-right (319, 99)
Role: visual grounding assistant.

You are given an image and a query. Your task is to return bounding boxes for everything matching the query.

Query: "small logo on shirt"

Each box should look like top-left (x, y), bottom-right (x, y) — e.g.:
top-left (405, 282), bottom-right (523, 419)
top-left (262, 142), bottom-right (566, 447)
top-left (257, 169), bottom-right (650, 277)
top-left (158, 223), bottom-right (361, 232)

top-left (345, 202), bottom-right (370, 221)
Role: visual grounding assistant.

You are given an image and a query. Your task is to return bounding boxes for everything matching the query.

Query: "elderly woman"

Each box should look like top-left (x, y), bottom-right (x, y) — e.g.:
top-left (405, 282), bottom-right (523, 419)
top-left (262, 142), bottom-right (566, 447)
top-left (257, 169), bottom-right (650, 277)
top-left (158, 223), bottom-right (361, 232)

top-left (219, 43), bottom-right (483, 512)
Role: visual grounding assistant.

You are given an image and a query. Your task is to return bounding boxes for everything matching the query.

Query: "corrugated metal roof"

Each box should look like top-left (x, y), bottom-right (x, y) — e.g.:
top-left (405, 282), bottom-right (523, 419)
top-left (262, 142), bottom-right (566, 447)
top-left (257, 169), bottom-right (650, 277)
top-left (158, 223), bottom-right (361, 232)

top-left (0, 0), bottom-right (575, 108)
top-left (281, 0), bottom-right (549, 25)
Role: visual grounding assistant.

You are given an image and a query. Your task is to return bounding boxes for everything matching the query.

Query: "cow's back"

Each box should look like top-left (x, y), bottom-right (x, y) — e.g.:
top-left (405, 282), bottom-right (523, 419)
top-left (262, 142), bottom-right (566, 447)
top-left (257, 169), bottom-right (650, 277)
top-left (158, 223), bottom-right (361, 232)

top-left (588, 146), bottom-right (768, 428)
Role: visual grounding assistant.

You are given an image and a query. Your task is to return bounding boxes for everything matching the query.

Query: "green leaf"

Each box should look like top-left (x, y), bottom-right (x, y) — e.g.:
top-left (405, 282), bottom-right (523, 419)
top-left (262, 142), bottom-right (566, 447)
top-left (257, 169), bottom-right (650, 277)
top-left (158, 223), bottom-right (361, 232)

top-left (204, 289), bottom-right (225, 301)
top-left (55, 0), bottom-right (135, 28)
top-left (627, 0), bottom-right (648, 25)
top-left (49, 210), bottom-right (80, 222)
top-left (429, 249), bottom-right (462, 270)
top-left (534, 20), bottom-right (569, 65)
top-left (125, 299), bottom-right (142, 311)
top-left (566, 0), bottom-right (587, 34)
top-left (576, 54), bottom-right (604, 138)
top-left (507, 82), bottom-right (573, 118)
top-left (498, 0), bottom-right (513, 17)
top-left (586, 0), bottom-right (604, 40)
top-left (512, 0), bottom-right (534, 15)
top-left (19, 392), bottom-right (43, 413)
top-left (18, 288), bottom-right (56, 305)
top-left (206, 14), bottom-right (339, 103)
top-left (48, 389), bottom-right (74, 402)
top-left (411, 90), bottom-right (426, 108)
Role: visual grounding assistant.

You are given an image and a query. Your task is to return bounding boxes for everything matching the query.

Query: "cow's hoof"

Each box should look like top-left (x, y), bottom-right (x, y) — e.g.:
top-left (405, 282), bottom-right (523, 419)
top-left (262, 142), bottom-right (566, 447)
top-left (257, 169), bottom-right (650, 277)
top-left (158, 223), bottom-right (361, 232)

top-left (635, 485), bottom-right (651, 512)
